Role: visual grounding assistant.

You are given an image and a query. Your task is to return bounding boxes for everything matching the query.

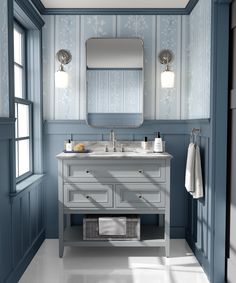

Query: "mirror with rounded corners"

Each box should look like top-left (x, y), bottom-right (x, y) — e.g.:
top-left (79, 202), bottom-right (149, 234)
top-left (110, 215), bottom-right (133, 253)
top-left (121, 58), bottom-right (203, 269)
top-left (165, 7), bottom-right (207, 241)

top-left (86, 38), bottom-right (144, 128)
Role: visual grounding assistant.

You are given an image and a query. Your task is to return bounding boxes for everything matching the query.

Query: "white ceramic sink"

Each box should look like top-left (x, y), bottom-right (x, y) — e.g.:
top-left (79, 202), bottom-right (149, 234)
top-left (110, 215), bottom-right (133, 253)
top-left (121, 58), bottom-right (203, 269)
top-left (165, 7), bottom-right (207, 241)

top-left (89, 151), bottom-right (135, 157)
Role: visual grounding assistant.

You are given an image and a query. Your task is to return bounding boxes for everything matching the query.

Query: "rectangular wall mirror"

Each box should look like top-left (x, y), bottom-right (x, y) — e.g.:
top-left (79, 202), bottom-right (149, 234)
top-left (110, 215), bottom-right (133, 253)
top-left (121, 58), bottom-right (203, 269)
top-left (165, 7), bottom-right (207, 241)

top-left (86, 38), bottom-right (144, 128)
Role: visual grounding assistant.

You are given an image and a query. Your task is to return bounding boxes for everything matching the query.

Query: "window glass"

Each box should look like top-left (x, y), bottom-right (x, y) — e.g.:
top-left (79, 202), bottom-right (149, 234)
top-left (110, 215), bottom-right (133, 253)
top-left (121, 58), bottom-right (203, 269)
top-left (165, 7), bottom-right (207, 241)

top-left (18, 139), bottom-right (30, 176)
top-left (15, 143), bottom-right (19, 178)
top-left (14, 65), bottom-right (23, 98)
top-left (18, 104), bottom-right (29, 138)
top-left (14, 28), bottom-right (22, 65)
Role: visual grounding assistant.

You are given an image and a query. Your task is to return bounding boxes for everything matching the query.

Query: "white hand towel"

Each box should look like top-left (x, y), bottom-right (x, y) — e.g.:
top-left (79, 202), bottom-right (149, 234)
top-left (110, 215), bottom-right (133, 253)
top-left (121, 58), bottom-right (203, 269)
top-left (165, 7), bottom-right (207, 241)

top-left (98, 217), bottom-right (126, 236)
top-left (185, 143), bottom-right (196, 192)
top-left (191, 145), bottom-right (204, 199)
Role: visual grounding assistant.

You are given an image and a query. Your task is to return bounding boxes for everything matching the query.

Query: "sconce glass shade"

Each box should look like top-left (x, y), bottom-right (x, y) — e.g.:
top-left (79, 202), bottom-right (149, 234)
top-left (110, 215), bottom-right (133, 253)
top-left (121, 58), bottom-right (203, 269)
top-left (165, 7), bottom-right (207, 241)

top-left (55, 49), bottom-right (72, 88)
top-left (55, 68), bottom-right (69, 88)
top-left (158, 49), bottom-right (175, 88)
top-left (161, 69), bottom-right (175, 88)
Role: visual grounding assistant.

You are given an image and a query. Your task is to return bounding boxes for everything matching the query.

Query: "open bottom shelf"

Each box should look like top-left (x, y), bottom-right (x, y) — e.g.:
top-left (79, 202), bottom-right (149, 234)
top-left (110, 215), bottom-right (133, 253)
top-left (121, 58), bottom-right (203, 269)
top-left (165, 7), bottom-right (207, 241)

top-left (64, 225), bottom-right (166, 247)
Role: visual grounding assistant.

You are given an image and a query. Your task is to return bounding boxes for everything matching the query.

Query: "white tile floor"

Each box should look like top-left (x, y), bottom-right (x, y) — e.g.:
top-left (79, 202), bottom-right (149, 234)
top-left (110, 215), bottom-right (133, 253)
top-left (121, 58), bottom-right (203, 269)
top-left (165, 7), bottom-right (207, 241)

top-left (19, 239), bottom-right (209, 283)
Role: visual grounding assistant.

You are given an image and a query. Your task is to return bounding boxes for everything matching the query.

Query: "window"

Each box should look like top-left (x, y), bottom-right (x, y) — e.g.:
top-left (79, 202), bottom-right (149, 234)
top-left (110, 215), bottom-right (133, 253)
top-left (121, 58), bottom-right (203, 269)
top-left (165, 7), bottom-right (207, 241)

top-left (14, 22), bottom-right (33, 181)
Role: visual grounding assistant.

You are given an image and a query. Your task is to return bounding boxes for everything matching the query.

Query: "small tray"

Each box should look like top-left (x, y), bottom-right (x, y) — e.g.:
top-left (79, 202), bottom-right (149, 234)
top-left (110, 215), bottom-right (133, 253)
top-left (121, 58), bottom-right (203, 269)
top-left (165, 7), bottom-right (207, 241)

top-left (63, 149), bottom-right (91, 153)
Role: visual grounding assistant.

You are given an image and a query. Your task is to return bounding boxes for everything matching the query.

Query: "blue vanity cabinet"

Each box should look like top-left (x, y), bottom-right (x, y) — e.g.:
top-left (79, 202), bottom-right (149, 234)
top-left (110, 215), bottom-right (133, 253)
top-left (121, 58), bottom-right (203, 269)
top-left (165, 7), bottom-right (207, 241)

top-left (57, 153), bottom-right (172, 257)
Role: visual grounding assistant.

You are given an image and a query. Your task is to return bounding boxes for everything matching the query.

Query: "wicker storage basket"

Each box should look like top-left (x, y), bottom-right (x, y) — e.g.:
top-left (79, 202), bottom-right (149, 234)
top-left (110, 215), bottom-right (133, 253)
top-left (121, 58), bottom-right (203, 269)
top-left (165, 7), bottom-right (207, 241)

top-left (83, 215), bottom-right (140, 241)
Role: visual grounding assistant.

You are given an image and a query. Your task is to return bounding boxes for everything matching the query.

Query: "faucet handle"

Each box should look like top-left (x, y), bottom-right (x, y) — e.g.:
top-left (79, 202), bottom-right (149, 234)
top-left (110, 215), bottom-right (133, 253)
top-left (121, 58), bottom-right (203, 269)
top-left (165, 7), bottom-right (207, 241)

top-left (104, 144), bottom-right (109, 152)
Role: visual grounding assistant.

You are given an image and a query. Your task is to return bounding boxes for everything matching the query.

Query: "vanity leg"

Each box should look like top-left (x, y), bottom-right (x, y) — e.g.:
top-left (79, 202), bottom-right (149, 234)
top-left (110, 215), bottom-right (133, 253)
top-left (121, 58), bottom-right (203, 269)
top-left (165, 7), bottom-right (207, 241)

top-left (165, 242), bottom-right (170, 258)
top-left (59, 243), bottom-right (64, 258)
top-left (58, 160), bottom-right (64, 258)
top-left (58, 202), bottom-right (64, 257)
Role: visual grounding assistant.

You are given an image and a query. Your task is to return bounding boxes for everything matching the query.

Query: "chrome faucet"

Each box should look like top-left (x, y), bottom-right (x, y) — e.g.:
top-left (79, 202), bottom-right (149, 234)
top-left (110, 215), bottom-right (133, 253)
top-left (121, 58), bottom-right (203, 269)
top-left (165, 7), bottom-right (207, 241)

top-left (110, 130), bottom-right (116, 152)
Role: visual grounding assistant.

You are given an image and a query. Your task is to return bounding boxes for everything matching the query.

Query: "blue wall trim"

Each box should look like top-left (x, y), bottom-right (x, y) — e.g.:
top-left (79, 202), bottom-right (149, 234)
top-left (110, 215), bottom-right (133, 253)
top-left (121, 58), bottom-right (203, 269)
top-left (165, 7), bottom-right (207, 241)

top-left (31, 0), bottom-right (199, 15)
top-left (15, 0), bottom-right (44, 29)
top-left (209, 0), bottom-right (230, 282)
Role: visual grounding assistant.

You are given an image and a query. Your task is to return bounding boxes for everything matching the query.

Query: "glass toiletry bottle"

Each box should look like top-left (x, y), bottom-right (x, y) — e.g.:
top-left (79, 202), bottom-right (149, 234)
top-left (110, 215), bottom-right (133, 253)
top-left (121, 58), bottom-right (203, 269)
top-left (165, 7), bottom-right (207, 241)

top-left (141, 136), bottom-right (148, 150)
top-left (66, 139), bottom-right (72, 152)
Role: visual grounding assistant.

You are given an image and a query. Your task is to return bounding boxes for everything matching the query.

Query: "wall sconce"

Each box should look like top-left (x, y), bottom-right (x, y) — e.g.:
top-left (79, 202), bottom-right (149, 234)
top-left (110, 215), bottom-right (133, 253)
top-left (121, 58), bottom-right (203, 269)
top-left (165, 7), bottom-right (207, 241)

top-left (55, 49), bottom-right (72, 88)
top-left (158, 49), bottom-right (175, 88)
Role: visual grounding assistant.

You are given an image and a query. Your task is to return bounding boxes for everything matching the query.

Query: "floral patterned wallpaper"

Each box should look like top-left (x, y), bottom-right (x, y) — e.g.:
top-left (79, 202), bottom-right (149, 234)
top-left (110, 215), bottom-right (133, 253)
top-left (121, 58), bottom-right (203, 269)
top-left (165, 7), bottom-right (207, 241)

top-left (42, 0), bottom-right (211, 120)
top-left (0, 0), bottom-right (9, 117)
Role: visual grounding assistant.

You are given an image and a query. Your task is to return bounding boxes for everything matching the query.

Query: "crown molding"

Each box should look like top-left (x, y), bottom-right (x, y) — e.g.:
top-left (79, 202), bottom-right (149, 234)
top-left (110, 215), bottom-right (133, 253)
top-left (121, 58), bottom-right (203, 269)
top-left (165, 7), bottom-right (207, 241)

top-left (15, 0), bottom-right (44, 28)
top-left (31, 0), bottom-right (199, 15)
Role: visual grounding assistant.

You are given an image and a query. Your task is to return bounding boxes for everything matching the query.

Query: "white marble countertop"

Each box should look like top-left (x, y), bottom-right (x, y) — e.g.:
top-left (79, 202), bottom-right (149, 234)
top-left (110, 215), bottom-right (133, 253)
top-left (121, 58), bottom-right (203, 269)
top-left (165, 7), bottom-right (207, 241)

top-left (56, 141), bottom-right (173, 159)
top-left (56, 149), bottom-right (173, 159)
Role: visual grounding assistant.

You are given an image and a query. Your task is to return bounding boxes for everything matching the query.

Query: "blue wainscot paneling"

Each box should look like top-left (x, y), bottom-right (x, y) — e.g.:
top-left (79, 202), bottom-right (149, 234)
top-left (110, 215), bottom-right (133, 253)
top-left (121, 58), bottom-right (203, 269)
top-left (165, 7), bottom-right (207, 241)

top-left (0, 120), bottom-right (45, 283)
top-left (43, 119), bottom-right (210, 240)
top-left (7, 181), bottom-right (45, 283)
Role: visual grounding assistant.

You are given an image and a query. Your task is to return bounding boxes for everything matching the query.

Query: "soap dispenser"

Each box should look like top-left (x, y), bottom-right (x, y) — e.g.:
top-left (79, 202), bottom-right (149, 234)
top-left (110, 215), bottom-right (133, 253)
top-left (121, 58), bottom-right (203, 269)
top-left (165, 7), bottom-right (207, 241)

top-left (154, 132), bottom-right (163, 153)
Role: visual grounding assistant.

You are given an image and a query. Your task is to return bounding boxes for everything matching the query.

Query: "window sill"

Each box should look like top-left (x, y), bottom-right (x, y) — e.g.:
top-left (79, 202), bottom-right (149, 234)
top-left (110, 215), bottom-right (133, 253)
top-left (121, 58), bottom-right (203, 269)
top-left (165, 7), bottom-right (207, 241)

top-left (10, 174), bottom-right (45, 197)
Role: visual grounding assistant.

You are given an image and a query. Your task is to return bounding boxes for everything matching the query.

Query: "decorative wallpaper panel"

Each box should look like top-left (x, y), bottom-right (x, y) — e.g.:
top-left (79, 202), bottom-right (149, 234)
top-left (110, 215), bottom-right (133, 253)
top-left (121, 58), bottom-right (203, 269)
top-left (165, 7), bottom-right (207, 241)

top-left (117, 15), bottom-right (156, 119)
top-left (42, 0), bottom-right (211, 120)
top-left (188, 0), bottom-right (211, 119)
top-left (156, 15), bottom-right (181, 119)
top-left (0, 0), bottom-right (9, 117)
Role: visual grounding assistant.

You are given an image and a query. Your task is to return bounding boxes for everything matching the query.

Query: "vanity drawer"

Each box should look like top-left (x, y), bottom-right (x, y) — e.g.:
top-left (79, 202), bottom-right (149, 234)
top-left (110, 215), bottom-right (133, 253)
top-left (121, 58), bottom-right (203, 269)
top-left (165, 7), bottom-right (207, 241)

top-left (115, 183), bottom-right (165, 208)
top-left (64, 183), bottom-right (113, 208)
top-left (63, 160), bottom-right (166, 182)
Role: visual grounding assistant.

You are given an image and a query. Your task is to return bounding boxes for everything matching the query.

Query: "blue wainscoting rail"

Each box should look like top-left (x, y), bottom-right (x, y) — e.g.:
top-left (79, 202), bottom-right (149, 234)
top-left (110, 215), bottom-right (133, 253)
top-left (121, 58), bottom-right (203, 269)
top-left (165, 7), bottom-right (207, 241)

top-left (31, 0), bottom-right (199, 15)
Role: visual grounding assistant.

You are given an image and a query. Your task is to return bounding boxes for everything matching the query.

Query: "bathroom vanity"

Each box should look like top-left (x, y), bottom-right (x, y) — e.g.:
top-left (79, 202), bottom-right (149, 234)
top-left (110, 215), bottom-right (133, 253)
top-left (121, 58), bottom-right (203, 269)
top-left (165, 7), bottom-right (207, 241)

top-left (57, 146), bottom-right (172, 257)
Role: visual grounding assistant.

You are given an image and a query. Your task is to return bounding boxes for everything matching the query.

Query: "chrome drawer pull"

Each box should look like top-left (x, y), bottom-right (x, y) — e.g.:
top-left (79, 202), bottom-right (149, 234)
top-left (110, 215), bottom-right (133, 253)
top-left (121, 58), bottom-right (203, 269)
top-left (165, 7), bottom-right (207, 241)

top-left (138, 170), bottom-right (144, 174)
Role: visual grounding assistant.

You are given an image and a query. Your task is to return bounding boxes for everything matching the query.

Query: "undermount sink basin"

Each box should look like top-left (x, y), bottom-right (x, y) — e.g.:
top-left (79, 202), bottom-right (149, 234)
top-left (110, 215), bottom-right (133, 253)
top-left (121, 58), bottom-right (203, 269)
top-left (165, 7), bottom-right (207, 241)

top-left (89, 151), bottom-right (134, 156)
top-left (89, 150), bottom-right (156, 157)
